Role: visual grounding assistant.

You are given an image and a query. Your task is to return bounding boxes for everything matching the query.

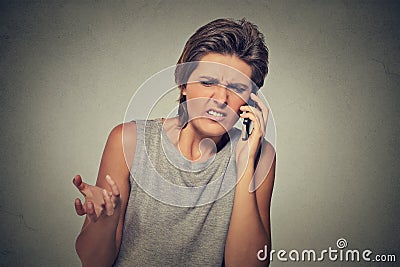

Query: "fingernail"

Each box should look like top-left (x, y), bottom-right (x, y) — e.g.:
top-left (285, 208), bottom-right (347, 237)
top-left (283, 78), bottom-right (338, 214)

top-left (106, 175), bottom-right (111, 180)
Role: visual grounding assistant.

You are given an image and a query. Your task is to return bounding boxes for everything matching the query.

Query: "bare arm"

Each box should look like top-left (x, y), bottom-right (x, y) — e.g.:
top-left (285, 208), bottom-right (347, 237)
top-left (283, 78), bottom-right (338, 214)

top-left (74, 122), bottom-right (136, 267)
top-left (225, 93), bottom-right (276, 266)
top-left (225, 142), bottom-right (276, 267)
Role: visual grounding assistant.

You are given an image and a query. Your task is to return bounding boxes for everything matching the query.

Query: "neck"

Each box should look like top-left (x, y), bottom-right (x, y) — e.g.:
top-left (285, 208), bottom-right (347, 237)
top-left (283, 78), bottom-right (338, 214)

top-left (178, 123), bottom-right (219, 162)
top-left (162, 117), bottom-right (228, 162)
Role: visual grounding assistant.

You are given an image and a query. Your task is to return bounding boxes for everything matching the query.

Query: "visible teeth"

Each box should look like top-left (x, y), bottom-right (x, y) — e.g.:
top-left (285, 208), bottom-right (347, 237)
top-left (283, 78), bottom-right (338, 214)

top-left (207, 110), bottom-right (224, 117)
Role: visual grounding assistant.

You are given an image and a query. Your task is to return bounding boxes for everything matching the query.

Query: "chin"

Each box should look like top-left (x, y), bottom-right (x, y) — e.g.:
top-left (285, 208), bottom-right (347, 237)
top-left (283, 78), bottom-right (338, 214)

top-left (191, 117), bottom-right (232, 137)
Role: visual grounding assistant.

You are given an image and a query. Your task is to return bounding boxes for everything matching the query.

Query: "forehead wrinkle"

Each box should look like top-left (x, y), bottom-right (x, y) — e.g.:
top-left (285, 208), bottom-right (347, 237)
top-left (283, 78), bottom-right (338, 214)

top-left (191, 62), bottom-right (252, 86)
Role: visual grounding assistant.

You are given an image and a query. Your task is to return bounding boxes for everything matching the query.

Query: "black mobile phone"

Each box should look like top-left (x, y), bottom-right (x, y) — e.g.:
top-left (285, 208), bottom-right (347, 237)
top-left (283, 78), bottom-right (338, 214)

top-left (241, 98), bottom-right (255, 141)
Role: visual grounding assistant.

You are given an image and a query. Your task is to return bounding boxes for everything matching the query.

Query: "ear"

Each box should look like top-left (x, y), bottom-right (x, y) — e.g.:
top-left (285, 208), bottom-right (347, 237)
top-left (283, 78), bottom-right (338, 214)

top-left (179, 85), bottom-right (187, 95)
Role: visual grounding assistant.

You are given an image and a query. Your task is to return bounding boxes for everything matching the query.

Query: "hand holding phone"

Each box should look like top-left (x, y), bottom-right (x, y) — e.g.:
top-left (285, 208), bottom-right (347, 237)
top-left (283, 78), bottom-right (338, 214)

top-left (241, 98), bottom-right (255, 141)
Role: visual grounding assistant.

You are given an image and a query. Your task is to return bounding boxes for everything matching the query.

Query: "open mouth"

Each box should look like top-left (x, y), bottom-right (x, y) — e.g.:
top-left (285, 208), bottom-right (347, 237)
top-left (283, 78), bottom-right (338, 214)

top-left (207, 109), bottom-right (226, 117)
top-left (205, 109), bottom-right (227, 121)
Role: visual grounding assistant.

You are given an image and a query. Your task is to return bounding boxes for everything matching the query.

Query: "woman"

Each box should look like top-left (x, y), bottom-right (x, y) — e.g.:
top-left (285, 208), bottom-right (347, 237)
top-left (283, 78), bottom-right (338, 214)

top-left (73, 18), bottom-right (276, 266)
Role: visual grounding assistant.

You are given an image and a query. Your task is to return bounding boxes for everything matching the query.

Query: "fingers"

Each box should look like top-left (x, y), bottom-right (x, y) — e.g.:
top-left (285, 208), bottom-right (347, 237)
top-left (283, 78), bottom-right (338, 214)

top-left (241, 95), bottom-right (269, 135)
top-left (240, 106), bottom-right (264, 136)
top-left (250, 93), bottom-right (269, 125)
top-left (73, 174), bottom-right (120, 222)
top-left (72, 174), bottom-right (87, 195)
top-left (106, 175), bottom-right (121, 198)
top-left (106, 175), bottom-right (121, 211)
top-left (72, 174), bottom-right (82, 188)
top-left (102, 189), bottom-right (115, 216)
top-left (250, 93), bottom-right (267, 113)
top-left (240, 105), bottom-right (263, 121)
top-left (74, 198), bottom-right (86, 216)
top-left (86, 201), bottom-right (98, 222)
top-left (240, 111), bottom-right (261, 134)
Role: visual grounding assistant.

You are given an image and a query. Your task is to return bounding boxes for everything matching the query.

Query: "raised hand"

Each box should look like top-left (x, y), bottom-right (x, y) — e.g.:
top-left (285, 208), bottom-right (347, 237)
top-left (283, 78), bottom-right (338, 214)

top-left (236, 93), bottom-right (269, 166)
top-left (73, 174), bottom-right (121, 222)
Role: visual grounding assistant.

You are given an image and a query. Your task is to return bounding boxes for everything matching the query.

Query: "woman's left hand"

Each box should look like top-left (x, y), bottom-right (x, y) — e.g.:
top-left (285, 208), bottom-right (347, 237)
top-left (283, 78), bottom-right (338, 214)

top-left (235, 93), bottom-right (269, 171)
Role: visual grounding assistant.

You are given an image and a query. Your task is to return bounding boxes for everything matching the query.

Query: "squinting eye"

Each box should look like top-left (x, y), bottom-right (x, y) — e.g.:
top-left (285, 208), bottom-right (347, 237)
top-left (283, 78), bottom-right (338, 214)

top-left (200, 80), bottom-right (216, 87)
top-left (228, 86), bottom-right (246, 93)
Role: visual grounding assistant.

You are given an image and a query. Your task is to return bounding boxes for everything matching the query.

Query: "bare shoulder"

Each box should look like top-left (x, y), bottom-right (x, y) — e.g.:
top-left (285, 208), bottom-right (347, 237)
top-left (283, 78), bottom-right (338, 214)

top-left (96, 121), bottom-right (137, 189)
top-left (107, 121), bottom-right (137, 172)
top-left (109, 121), bottom-right (137, 144)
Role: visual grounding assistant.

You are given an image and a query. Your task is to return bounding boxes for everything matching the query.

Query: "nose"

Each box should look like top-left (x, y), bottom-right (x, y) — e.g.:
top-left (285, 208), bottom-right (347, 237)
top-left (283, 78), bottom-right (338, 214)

top-left (212, 85), bottom-right (228, 107)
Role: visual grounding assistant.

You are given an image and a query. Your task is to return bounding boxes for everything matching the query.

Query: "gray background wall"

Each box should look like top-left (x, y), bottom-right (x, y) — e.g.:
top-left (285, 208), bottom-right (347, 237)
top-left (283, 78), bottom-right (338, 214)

top-left (0, 1), bottom-right (399, 266)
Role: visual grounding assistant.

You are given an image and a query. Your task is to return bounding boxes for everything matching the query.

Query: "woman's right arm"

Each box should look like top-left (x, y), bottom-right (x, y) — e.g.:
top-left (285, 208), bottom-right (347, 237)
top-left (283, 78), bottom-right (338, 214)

top-left (74, 122), bottom-right (136, 267)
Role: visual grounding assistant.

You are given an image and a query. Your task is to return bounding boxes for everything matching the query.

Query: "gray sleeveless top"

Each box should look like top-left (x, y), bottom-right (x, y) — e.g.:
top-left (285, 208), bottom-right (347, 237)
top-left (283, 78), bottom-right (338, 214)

top-left (113, 118), bottom-right (241, 266)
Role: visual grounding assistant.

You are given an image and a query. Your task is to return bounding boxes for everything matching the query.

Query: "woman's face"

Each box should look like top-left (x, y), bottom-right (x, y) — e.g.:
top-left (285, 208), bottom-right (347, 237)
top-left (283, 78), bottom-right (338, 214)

top-left (182, 53), bottom-right (253, 137)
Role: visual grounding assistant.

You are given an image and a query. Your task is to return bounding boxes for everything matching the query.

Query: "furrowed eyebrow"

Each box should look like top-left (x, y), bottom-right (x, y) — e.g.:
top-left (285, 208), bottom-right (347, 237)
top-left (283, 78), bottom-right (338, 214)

top-left (198, 76), bottom-right (219, 82)
top-left (199, 76), bottom-right (250, 90)
top-left (227, 82), bottom-right (249, 90)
